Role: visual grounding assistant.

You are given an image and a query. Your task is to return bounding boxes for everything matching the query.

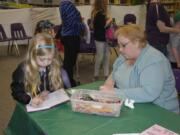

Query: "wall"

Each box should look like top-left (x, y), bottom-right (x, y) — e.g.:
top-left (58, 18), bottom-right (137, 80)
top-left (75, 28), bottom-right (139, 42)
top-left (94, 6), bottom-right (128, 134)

top-left (0, 5), bottom-right (146, 46)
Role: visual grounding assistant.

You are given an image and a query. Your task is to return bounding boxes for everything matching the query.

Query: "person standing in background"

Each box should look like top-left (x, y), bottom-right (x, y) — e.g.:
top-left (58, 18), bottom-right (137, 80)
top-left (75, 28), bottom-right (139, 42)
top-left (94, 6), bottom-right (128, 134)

top-left (91, 0), bottom-right (112, 81)
top-left (123, 13), bottom-right (136, 25)
top-left (167, 11), bottom-right (180, 69)
top-left (59, 0), bottom-right (85, 87)
top-left (146, 0), bottom-right (179, 56)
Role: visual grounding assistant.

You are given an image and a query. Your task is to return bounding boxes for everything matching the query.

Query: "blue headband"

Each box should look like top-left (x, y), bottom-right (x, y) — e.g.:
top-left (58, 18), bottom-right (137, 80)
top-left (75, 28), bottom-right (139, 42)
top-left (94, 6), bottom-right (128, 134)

top-left (37, 44), bottom-right (55, 49)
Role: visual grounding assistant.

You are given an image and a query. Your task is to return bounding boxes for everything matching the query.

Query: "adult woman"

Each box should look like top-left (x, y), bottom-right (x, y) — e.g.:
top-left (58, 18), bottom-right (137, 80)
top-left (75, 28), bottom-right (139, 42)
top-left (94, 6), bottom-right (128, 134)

top-left (59, 0), bottom-right (85, 86)
top-left (146, 0), bottom-right (180, 56)
top-left (91, 0), bottom-right (112, 81)
top-left (100, 24), bottom-right (179, 113)
top-left (167, 11), bottom-right (180, 69)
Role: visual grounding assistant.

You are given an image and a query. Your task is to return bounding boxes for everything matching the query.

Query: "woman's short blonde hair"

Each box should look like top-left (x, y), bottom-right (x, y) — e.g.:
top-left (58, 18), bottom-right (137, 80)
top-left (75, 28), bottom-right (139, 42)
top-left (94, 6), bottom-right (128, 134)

top-left (115, 24), bottom-right (147, 48)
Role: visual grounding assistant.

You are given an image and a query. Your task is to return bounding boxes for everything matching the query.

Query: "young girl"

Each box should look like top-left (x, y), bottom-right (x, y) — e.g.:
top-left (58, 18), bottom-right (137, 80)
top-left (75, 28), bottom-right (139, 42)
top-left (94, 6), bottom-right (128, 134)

top-left (11, 33), bottom-right (66, 107)
top-left (34, 20), bottom-right (55, 36)
top-left (91, 0), bottom-right (112, 81)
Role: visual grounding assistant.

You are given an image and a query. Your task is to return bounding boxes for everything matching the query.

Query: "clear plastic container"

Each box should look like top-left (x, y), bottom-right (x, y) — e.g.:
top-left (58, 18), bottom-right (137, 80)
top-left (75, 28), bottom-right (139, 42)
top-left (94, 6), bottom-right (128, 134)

top-left (70, 89), bottom-right (123, 117)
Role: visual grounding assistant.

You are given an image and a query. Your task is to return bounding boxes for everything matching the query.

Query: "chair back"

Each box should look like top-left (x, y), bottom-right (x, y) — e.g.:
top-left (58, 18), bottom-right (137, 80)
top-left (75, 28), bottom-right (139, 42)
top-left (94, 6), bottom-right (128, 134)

top-left (79, 31), bottom-right (96, 54)
top-left (54, 25), bottom-right (64, 52)
top-left (173, 69), bottom-right (180, 94)
top-left (11, 23), bottom-right (28, 40)
top-left (54, 25), bottom-right (61, 35)
top-left (0, 24), bottom-right (8, 41)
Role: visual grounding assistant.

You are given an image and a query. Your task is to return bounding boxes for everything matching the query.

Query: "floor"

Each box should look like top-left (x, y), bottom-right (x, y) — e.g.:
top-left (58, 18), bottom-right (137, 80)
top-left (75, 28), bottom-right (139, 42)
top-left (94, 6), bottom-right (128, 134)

top-left (0, 45), bottom-right (118, 135)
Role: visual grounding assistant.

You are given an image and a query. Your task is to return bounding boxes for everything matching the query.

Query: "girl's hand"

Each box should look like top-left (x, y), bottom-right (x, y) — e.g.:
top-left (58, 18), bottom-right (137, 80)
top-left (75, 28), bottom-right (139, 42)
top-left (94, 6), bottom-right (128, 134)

top-left (30, 96), bottom-right (44, 107)
top-left (40, 90), bottom-right (49, 100)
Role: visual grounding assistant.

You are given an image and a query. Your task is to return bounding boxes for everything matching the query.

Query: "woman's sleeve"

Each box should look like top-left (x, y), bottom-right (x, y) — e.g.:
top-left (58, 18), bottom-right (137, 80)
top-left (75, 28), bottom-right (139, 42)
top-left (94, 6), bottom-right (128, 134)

top-left (115, 61), bottom-right (166, 102)
top-left (11, 63), bottom-right (31, 104)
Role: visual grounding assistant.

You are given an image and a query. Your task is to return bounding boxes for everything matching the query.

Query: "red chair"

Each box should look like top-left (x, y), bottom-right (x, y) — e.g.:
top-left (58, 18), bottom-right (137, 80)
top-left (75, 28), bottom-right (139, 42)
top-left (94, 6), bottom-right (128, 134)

top-left (55, 39), bottom-right (64, 52)
top-left (54, 25), bottom-right (64, 52)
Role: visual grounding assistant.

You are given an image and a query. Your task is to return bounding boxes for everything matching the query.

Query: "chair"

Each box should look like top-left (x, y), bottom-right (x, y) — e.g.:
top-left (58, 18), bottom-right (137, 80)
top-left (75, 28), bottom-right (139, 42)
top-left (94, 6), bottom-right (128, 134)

top-left (108, 39), bottom-right (118, 57)
top-left (54, 25), bottom-right (61, 35)
top-left (75, 31), bottom-right (96, 80)
top-left (54, 25), bottom-right (64, 51)
top-left (79, 32), bottom-right (96, 54)
top-left (54, 25), bottom-right (64, 61)
top-left (173, 69), bottom-right (180, 108)
top-left (173, 69), bottom-right (180, 94)
top-left (0, 24), bottom-right (12, 54)
top-left (10, 23), bottom-right (32, 56)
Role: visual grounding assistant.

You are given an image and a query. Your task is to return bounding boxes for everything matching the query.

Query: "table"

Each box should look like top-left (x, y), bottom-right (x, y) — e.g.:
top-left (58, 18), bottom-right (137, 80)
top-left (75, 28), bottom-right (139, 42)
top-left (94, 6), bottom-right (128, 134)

top-left (4, 81), bottom-right (180, 135)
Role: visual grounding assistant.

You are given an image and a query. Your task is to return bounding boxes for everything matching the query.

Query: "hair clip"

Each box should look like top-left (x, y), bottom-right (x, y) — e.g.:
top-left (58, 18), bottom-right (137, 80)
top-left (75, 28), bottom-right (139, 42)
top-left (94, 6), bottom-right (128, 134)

top-left (37, 44), bottom-right (55, 49)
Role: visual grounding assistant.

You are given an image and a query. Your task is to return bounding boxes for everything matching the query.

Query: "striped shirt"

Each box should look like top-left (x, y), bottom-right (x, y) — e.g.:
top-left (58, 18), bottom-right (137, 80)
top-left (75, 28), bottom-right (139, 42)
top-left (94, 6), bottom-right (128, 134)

top-left (59, 0), bottom-right (85, 36)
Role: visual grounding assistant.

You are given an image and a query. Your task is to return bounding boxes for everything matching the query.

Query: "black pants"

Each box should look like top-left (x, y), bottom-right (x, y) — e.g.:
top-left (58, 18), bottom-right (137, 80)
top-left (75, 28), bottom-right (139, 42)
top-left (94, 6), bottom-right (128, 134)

top-left (61, 36), bottom-right (80, 87)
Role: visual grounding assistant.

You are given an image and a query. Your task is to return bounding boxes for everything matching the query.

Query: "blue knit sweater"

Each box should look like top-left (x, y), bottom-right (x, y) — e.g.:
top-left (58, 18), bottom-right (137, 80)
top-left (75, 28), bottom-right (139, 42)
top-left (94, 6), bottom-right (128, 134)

top-left (59, 0), bottom-right (85, 36)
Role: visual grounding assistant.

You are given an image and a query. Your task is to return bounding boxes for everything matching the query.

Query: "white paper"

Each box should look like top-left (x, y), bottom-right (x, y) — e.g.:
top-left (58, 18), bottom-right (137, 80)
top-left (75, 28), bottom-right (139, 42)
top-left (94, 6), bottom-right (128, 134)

top-left (124, 99), bottom-right (135, 109)
top-left (26, 89), bottom-right (70, 112)
top-left (140, 124), bottom-right (178, 135)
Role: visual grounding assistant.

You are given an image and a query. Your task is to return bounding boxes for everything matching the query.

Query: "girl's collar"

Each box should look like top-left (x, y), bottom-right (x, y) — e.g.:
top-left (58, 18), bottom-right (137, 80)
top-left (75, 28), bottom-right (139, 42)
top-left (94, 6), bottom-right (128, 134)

top-left (39, 67), bottom-right (46, 73)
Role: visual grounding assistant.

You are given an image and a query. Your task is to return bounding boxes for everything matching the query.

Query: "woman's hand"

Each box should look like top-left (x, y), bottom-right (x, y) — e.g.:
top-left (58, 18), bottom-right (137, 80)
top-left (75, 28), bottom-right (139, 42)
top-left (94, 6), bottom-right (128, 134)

top-left (100, 73), bottom-right (115, 93)
top-left (30, 96), bottom-right (44, 107)
top-left (100, 84), bottom-right (114, 93)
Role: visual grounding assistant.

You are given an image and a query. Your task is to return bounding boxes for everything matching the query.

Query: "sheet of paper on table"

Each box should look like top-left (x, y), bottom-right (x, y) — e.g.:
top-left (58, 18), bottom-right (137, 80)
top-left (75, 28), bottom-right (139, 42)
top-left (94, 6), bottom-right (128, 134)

top-left (26, 89), bottom-right (70, 112)
top-left (113, 124), bottom-right (178, 135)
top-left (140, 124), bottom-right (178, 135)
top-left (113, 133), bottom-right (139, 135)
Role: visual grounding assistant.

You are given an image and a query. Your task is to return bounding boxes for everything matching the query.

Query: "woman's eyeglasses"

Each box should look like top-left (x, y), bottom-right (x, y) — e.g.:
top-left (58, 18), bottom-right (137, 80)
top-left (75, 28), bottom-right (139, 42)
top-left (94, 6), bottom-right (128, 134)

top-left (118, 41), bottom-right (130, 48)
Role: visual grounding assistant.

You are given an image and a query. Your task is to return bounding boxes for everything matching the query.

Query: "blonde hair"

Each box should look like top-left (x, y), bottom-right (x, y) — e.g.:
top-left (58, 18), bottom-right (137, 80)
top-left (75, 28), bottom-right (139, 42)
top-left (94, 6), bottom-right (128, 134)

top-left (91, 0), bottom-right (108, 20)
top-left (115, 24), bottom-right (147, 48)
top-left (24, 33), bottom-right (63, 96)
